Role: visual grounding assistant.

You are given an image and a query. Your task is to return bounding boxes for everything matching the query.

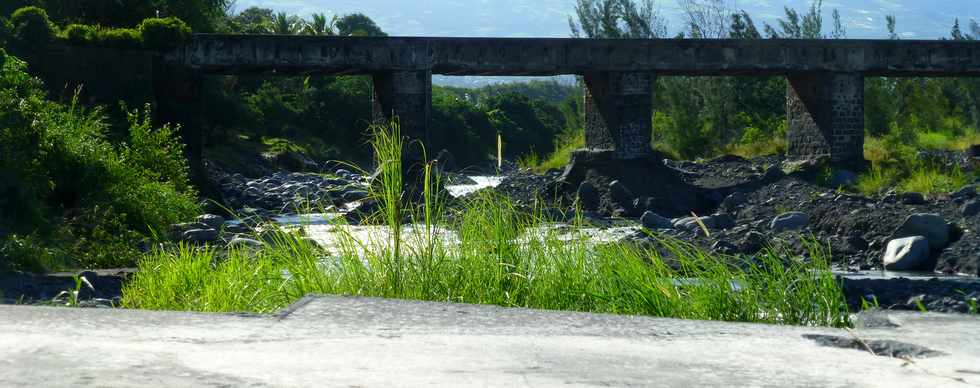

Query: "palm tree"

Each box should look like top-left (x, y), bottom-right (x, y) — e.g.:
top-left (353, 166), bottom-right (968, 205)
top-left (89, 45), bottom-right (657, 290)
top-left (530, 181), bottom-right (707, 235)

top-left (303, 13), bottom-right (337, 36)
top-left (271, 12), bottom-right (303, 35)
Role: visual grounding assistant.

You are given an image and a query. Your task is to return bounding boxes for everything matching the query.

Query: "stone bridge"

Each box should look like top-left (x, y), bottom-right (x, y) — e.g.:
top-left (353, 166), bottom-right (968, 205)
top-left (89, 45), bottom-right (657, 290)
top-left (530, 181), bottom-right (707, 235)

top-left (157, 35), bottom-right (980, 167)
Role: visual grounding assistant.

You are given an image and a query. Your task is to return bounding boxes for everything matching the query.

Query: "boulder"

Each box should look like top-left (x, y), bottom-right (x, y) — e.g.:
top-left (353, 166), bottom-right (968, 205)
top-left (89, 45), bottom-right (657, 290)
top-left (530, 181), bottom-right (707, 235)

top-left (829, 169), bottom-right (859, 189)
top-left (711, 240), bottom-right (738, 255)
top-left (736, 231), bottom-right (768, 254)
top-left (640, 211), bottom-right (673, 230)
top-left (770, 212), bottom-right (809, 233)
top-left (883, 236), bottom-right (932, 271)
top-left (890, 213), bottom-right (950, 250)
top-left (181, 228), bottom-right (219, 243)
top-left (721, 192), bottom-right (748, 210)
top-left (342, 190), bottom-right (370, 202)
top-left (576, 182), bottom-right (599, 210)
top-left (900, 192), bottom-right (926, 205)
top-left (711, 213), bottom-right (737, 230)
top-left (434, 149), bottom-right (456, 172)
top-left (196, 214), bottom-right (226, 229)
top-left (227, 237), bottom-right (265, 249)
top-left (963, 200), bottom-right (980, 217)
top-left (169, 222), bottom-right (209, 241)
top-left (633, 197), bottom-right (656, 214)
top-left (266, 151), bottom-right (317, 172)
top-left (673, 216), bottom-right (716, 232)
top-left (952, 185), bottom-right (977, 200)
top-left (969, 144), bottom-right (980, 158)
top-left (608, 180), bottom-right (634, 209)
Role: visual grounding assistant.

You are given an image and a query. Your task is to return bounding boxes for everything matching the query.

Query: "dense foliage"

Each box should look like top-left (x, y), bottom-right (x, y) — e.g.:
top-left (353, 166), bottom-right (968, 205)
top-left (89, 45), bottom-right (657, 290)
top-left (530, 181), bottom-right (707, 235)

top-left (138, 17), bottom-right (191, 50)
top-left (10, 6), bottom-right (54, 46)
top-left (13, 0), bottom-right (227, 32)
top-left (0, 51), bottom-right (198, 271)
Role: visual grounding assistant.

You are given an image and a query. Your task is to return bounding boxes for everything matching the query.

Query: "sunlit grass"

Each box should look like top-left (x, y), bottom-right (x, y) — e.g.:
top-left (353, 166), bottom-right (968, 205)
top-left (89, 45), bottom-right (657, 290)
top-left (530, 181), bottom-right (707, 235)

top-left (531, 131), bottom-right (583, 172)
top-left (122, 120), bottom-right (851, 328)
top-left (724, 137), bottom-right (787, 159)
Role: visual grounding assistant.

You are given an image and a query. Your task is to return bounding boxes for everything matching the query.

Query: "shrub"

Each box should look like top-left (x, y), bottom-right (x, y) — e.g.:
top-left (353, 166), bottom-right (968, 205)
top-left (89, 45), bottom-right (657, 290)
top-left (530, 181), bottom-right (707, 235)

top-left (138, 17), bottom-right (191, 51)
top-left (97, 28), bottom-right (142, 49)
top-left (0, 52), bottom-right (199, 271)
top-left (0, 17), bottom-right (12, 47)
top-left (10, 6), bottom-right (54, 46)
top-left (0, 233), bottom-right (67, 272)
top-left (63, 24), bottom-right (98, 45)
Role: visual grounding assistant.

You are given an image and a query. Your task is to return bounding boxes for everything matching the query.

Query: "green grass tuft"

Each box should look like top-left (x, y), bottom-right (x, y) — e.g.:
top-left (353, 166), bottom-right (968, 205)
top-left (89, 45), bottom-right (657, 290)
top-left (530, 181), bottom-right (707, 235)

top-left (123, 119), bottom-right (851, 328)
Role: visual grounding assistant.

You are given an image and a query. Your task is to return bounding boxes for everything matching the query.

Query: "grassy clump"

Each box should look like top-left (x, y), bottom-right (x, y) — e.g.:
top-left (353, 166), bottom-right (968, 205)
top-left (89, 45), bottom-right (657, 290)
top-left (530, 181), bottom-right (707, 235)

top-left (856, 125), bottom-right (978, 196)
top-left (0, 52), bottom-right (198, 271)
top-left (10, 6), bottom-right (54, 46)
top-left (6, 7), bottom-right (187, 51)
top-left (123, 120), bottom-right (850, 328)
top-left (138, 17), bottom-right (191, 51)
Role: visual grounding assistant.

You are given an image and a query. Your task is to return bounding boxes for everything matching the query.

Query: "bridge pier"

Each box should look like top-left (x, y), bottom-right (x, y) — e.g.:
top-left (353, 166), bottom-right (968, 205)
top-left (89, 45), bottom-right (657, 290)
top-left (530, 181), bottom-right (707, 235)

top-left (584, 72), bottom-right (654, 159)
top-left (786, 72), bottom-right (865, 164)
top-left (372, 70), bottom-right (432, 155)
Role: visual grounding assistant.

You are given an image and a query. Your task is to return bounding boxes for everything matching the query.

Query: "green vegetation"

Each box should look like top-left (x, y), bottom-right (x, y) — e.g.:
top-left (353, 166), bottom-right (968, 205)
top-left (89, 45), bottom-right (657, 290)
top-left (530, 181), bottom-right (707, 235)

top-left (123, 120), bottom-right (850, 328)
top-left (3, 5), bottom-right (188, 52)
top-left (10, 6), bottom-right (54, 46)
top-left (0, 51), bottom-right (198, 272)
top-left (138, 17), bottom-right (191, 50)
top-left (533, 1), bottom-right (980, 177)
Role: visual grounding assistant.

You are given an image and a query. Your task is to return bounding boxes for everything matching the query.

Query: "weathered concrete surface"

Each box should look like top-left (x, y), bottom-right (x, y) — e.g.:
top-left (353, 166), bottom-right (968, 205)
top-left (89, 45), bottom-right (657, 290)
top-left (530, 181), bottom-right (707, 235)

top-left (372, 70), bottom-right (432, 143)
top-left (584, 72), bottom-right (654, 159)
top-left (167, 35), bottom-right (980, 77)
top-left (1, 296), bottom-right (979, 387)
top-left (787, 72), bottom-right (865, 164)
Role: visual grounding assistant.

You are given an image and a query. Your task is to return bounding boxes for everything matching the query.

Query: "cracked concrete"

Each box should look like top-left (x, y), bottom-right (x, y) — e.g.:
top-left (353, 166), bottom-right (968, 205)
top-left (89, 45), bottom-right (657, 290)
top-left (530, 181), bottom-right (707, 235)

top-left (1, 296), bottom-right (979, 387)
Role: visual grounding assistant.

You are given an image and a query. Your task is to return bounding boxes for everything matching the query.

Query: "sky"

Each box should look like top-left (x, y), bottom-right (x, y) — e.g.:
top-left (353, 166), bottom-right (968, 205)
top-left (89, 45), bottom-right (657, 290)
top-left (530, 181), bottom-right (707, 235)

top-left (231, 0), bottom-right (979, 86)
top-left (232, 0), bottom-right (979, 39)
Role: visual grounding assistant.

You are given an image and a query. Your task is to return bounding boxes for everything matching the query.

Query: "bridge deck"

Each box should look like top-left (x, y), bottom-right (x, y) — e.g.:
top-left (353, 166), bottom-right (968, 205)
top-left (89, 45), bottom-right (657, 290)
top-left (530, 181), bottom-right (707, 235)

top-left (165, 34), bottom-right (980, 77)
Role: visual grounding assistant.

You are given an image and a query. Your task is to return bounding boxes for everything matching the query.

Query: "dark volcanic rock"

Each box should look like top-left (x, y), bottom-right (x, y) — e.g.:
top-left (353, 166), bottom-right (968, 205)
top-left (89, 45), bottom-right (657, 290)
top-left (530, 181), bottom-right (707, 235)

top-left (557, 150), bottom-right (714, 218)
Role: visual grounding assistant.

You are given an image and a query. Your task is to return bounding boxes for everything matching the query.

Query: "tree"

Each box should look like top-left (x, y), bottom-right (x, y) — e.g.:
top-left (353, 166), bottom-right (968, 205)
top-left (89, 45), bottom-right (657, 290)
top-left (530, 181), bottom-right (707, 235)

top-left (730, 10), bottom-right (760, 39)
top-left (303, 13), bottom-right (336, 36)
top-left (831, 9), bottom-right (845, 39)
top-left (271, 12), bottom-right (304, 35)
top-left (951, 18), bottom-right (965, 40)
top-left (230, 6), bottom-right (274, 34)
top-left (336, 13), bottom-right (385, 36)
top-left (800, 0), bottom-right (823, 39)
top-left (680, 0), bottom-right (729, 39)
top-left (886, 15), bottom-right (898, 39)
top-left (776, 7), bottom-right (801, 38)
top-left (569, 0), bottom-right (665, 39)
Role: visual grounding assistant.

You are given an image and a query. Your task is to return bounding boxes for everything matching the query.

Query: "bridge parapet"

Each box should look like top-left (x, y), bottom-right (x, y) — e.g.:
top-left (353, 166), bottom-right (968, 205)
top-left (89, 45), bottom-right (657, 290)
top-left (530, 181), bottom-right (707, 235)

top-left (167, 35), bottom-right (980, 77)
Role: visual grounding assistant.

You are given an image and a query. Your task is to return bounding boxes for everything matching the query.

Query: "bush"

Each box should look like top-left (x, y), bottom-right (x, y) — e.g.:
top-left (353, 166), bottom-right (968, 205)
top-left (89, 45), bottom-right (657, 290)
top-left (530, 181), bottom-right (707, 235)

top-left (10, 6), bottom-right (54, 46)
top-left (0, 17), bottom-right (12, 47)
top-left (138, 17), bottom-right (191, 51)
top-left (63, 23), bottom-right (97, 45)
top-left (0, 52), bottom-right (199, 271)
top-left (97, 28), bottom-right (142, 49)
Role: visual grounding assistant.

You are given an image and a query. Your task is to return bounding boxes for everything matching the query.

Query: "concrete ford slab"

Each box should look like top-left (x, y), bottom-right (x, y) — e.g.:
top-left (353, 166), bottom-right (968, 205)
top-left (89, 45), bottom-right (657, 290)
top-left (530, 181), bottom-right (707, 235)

top-left (1, 296), bottom-right (979, 387)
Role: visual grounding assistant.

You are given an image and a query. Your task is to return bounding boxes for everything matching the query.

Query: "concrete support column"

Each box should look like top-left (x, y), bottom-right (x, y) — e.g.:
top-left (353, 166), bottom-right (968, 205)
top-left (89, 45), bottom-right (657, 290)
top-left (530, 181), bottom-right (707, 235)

top-left (372, 70), bottom-right (432, 157)
top-left (786, 72), bottom-right (865, 164)
top-left (153, 64), bottom-right (205, 185)
top-left (583, 72), bottom-right (654, 160)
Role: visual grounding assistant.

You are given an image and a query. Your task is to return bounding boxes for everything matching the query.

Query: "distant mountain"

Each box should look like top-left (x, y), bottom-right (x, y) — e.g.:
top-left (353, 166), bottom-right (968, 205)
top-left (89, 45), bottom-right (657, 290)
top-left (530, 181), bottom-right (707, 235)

top-left (234, 0), bottom-right (978, 86)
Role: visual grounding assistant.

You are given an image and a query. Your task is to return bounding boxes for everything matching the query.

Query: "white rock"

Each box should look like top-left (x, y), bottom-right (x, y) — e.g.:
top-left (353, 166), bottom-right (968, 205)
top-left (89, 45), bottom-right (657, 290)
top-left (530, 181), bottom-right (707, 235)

top-left (883, 236), bottom-right (931, 271)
